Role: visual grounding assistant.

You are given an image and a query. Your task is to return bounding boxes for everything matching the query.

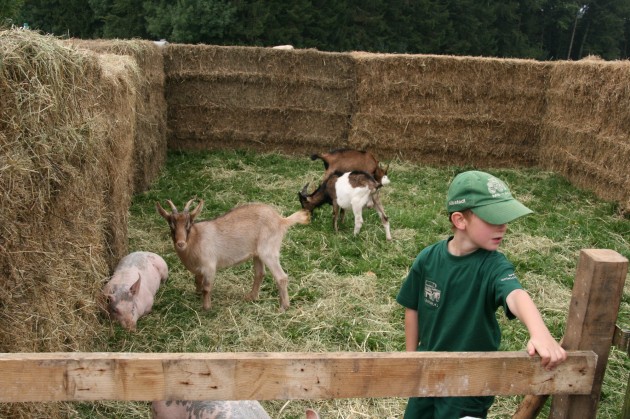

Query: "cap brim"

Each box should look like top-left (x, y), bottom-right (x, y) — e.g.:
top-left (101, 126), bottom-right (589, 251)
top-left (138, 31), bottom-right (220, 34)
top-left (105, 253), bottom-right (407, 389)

top-left (471, 199), bottom-right (533, 225)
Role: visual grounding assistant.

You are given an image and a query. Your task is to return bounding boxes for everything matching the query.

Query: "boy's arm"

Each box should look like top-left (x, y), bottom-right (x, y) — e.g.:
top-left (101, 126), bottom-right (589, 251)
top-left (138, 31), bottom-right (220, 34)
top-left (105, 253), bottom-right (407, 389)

top-left (506, 289), bottom-right (567, 370)
top-left (404, 308), bottom-right (419, 352)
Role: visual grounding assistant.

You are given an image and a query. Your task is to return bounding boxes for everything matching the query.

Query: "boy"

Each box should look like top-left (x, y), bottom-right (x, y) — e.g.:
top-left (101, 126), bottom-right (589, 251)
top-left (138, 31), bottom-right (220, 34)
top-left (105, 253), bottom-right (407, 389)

top-left (396, 170), bottom-right (566, 419)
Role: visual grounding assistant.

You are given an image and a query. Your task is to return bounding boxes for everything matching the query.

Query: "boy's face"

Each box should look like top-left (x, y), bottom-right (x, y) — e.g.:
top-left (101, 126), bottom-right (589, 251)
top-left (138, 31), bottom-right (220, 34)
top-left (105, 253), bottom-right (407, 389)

top-left (456, 211), bottom-right (508, 251)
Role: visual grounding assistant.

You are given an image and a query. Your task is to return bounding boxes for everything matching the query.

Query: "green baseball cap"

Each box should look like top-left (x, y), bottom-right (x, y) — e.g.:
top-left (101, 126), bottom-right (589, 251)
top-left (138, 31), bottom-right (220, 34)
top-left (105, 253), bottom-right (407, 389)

top-left (446, 170), bottom-right (533, 225)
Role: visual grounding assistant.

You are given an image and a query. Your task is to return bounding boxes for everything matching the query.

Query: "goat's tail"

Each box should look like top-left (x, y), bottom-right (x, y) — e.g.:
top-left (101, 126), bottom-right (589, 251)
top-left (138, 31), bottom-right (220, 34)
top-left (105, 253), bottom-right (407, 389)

top-left (284, 209), bottom-right (311, 226)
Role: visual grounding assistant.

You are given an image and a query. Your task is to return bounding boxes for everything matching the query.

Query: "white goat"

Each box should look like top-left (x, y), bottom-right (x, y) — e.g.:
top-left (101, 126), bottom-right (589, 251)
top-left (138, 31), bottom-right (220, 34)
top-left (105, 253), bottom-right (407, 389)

top-left (299, 171), bottom-right (392, 240)
top-left (156, 199), bottom-right (310, 312)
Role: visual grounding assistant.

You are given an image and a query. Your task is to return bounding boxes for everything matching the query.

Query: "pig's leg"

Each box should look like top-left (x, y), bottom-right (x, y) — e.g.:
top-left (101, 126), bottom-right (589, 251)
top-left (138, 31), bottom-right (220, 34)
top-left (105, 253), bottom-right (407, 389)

top-left (245, 256), bottom-right (265, 302)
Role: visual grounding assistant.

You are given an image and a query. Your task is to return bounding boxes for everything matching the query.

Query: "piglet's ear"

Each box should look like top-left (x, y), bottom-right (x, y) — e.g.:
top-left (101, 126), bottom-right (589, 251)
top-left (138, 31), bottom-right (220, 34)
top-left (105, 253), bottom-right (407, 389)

top-left (130, 274), bottom-right (141, 296)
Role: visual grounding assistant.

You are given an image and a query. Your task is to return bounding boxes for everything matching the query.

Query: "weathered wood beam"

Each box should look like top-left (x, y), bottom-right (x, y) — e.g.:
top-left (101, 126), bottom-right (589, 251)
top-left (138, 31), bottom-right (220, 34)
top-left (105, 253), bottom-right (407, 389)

top-left (550, 249), bottom-right (628, 419)
top-left (0, 351), bottom-right (595, 402)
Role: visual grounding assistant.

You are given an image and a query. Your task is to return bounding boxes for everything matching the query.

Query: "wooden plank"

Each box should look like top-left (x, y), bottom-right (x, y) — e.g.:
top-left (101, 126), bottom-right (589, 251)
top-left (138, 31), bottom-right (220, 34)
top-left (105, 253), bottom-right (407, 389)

top-left (550, 249), bottom-right (628, 419)
top-left (0, 351), bottom-right (596, 402)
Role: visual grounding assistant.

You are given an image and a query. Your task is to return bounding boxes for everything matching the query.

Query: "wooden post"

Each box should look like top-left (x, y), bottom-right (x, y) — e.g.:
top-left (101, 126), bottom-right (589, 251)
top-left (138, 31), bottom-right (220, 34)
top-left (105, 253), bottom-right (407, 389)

top-left (549, 249), bottom-right (628, 418)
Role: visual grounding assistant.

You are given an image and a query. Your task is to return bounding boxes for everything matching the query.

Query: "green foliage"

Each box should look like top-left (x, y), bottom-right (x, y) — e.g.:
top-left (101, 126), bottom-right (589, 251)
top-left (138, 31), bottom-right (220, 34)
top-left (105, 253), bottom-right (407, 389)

top-left (144, 0), bottom-right (236, 43)
top-left (86, 149), bottom-right (630, 418)
top-left (0, 0), bottom-right (24, 24)
top-left (10, 0), bottom-right (630, 59)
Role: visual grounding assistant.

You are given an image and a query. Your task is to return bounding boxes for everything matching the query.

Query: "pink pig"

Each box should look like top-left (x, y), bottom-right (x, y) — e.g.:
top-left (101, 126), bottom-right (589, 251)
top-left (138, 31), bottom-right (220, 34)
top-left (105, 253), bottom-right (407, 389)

top-left (151, 400), bottom-right (320, 419)
top-left (103, 251), bottom-right (168, 331)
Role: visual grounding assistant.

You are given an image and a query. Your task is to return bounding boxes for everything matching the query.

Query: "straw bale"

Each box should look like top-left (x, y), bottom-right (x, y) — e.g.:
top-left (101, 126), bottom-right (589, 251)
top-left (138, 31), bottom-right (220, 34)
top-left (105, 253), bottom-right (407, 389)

top-left (168, 106), bottom-right (349, 153)
top-left (65, 39), bottom-right (168, 194)
top-left (349, 114), bottom-right (539, 166)
top-left (164, 44), bottom-right (355, 81)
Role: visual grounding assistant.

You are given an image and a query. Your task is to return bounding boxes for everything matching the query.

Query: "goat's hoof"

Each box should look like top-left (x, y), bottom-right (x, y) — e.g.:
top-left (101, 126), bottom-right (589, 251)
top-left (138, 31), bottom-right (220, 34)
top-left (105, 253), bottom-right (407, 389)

top-left (278, 305), bottom-right (289, 313)
top-left (244, 292), bottom-right (258, 302)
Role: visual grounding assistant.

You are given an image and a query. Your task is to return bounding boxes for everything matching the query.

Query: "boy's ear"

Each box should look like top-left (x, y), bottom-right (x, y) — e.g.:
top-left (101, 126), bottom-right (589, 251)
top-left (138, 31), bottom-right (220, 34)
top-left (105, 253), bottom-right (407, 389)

top-left (450, 211), bottom-right (467, 230)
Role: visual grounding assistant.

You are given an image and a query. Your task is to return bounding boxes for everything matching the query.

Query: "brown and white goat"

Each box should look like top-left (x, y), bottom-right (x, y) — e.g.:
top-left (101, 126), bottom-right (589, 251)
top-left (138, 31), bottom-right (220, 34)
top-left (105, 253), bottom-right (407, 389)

top-left (311, 149), bottom-right (390, 186)
top-left (299, 171), bottom-right (392, 240)
top-left (156, 199), bottom-right (310, 312)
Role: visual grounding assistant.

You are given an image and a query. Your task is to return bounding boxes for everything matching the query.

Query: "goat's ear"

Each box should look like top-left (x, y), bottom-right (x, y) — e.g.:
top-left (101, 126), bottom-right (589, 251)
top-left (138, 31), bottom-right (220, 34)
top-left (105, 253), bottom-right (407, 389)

top-left (156, 202), bottom-right (170, 219)
top-left (190, 199), bottom-right (204, 220)
top-left (130, 274), bottom-right (141, 296)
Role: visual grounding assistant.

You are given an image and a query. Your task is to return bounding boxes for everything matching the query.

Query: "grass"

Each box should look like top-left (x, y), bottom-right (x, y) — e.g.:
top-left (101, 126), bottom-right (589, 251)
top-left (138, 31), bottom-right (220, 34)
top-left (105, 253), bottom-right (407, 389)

top-left (77, 149), bottom-right (628, 418)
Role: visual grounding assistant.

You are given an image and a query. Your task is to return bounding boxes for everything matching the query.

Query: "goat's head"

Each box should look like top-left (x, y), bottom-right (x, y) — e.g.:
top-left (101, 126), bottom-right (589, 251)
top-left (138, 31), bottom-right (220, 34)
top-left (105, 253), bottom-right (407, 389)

top-left (298, 183), bottom-right (315, 212)
top-left (156, 199), bottom-right (203, 251)
top-left (298, 180), bottom-right (334, 214)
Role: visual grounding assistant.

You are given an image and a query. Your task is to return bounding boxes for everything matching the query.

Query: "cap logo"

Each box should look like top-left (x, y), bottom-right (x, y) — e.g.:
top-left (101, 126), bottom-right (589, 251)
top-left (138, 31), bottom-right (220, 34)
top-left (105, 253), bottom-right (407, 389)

top-left (487, 177), bottom-right (507, 198)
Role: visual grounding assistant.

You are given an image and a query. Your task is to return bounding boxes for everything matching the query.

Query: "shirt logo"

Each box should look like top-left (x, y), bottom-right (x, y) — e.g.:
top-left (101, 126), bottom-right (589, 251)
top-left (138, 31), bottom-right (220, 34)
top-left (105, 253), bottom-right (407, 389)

top-left (424, 280), bottom-right (441, 307)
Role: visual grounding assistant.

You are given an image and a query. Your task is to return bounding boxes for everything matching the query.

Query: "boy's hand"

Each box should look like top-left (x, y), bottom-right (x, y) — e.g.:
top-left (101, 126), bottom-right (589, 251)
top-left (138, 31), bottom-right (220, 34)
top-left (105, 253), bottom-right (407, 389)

top-left (526, 336), bottom-right (567, 371)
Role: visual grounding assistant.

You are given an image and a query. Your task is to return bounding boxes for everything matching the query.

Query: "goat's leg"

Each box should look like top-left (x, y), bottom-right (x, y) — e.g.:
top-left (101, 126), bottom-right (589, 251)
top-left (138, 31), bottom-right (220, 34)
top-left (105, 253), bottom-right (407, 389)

top-left (261, 255), bottom-right (290, 312)
top-left (245, 256), bottom-right (265, 302)
top-left (351, 202), bottom-right (365, 236)
top-left (201, 268), bottom-right (216, 310)
top-left (371, 193), bottom-right (392, 240)
top-left (194, 273), bottom-right (203, 293)
top-left (332, 201), bottom-right (341, 232)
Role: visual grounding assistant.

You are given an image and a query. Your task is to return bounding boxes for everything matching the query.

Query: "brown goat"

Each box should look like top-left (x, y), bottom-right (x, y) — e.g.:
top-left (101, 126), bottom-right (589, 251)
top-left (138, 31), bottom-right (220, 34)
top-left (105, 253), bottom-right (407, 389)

top-left (311, 149), bottom-right (390, 185)
top-left (156, 199), bottom-right (310, 312)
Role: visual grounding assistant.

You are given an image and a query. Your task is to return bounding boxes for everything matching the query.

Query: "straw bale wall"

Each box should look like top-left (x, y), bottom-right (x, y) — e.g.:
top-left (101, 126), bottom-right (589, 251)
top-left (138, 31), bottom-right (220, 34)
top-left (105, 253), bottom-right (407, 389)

top-left (163, 45), bottom-right (356, 153)
top-left (0, 28), bottom-right (169, 418)
top-left (540, 59), bottom-right (630, 210)
top-left (348, 53), bottom-right (551, 166)
top-left (163, 45), bottom-right (629, 212)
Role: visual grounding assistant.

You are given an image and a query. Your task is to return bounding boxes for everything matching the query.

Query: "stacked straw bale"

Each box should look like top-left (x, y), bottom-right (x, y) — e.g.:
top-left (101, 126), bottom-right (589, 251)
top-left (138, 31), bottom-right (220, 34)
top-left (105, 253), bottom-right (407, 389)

top-left (0, 28), bottom-right (153, 417)
top-left (541, 59), bottom-right (630, 210)
top-left (349, 52), bottom-right (551, 166)
top-left (65, 39), bottom-right (168, 194)
top-left (163, 45), bottom-right (356, 154)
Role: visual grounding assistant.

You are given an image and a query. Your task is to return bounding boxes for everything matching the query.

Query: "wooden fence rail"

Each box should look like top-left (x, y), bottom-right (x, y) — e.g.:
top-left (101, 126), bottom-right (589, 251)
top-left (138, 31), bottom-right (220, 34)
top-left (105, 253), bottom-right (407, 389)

top-left (0, 351), bottom-right (596, 402)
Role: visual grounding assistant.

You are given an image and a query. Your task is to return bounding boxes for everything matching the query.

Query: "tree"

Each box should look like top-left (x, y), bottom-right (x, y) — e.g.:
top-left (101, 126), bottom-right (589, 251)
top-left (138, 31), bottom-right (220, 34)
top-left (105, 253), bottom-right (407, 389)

top-left (0, 0), bottom-right (25, 25)
top-left (89, 0), bottom-right (149, 39)
top-left (17, 0), bottom-right (100, 37)
top-left (144, 0), bottom-right (236, 44)
top-left (573, 0), bottom-right (630, 59)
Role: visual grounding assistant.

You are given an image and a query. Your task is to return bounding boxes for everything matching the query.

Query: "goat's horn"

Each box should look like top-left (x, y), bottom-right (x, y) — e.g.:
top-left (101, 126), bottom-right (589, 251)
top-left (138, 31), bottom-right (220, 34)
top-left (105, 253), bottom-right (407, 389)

top-left (166, 200), bottom-right (178, 214)
top-left (183, 199), bottom-right (195, 212)
top-left (300, 183), bottom-right (310, 196)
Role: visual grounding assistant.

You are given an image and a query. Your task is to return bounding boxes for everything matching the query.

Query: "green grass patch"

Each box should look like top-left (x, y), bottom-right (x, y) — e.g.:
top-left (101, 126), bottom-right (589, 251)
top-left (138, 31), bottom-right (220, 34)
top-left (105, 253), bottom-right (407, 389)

top-left (79, 149), bottom-right (629, 418)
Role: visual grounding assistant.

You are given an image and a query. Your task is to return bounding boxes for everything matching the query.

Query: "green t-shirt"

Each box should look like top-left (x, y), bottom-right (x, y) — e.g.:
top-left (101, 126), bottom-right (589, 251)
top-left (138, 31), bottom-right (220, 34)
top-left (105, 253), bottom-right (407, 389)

top-left (397, 237), bottom-right (523, 352)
